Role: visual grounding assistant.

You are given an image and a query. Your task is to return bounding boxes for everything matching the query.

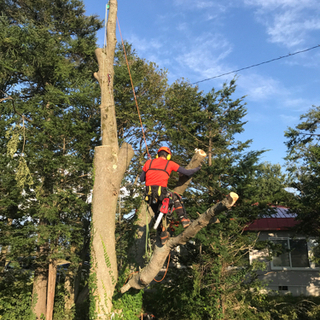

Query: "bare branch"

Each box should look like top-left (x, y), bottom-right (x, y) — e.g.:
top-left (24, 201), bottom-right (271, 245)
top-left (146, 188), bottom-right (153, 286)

top-left (121, 192), bottom-right (239, 293)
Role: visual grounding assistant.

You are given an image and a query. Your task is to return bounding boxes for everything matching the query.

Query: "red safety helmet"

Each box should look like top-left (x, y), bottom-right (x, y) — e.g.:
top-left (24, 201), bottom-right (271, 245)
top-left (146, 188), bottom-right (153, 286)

top-left (156, 146), bottom-right (172, 160)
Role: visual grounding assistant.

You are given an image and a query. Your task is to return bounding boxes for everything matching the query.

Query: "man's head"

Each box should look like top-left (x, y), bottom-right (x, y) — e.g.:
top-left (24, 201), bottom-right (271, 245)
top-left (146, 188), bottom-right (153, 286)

top-left (156, 146), bottom-right (171, 160)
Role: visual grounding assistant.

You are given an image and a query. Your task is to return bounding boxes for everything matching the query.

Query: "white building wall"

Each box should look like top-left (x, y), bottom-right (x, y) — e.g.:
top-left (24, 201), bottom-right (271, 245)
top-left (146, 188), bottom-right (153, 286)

top-left (250, 231), bottom-right (320, 296)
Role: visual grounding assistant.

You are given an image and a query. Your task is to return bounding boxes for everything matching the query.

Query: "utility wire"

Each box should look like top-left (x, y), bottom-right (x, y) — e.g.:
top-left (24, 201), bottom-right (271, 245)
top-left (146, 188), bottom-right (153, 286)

top-left (192, 44), bottom-right (320, 85)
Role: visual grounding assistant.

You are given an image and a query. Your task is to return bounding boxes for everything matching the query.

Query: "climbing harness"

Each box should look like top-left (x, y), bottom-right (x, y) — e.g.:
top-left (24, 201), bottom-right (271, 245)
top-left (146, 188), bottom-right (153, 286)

top-left (154, 197), bottom-right (170, 229)
top-left (145, 159), bottom-right (170, 176)
top-left (143, 186), bottom-right (175, 229)
top-left (143, 185), bottom-right (188, 231)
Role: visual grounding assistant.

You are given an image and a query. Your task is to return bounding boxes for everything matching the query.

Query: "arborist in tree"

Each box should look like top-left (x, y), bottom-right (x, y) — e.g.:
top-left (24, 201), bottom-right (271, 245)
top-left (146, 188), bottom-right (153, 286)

top-left (140, 146), bottom-right (201, 245)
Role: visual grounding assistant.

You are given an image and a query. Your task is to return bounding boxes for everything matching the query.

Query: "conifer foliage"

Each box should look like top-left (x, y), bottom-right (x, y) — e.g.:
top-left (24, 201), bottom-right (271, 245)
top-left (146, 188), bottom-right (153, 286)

top-left (285, 106), bottom-right (320, 236)
top-left (0, 0), bottom-right (102, 319)
top-left (0, 0), bottom-right (308, 318)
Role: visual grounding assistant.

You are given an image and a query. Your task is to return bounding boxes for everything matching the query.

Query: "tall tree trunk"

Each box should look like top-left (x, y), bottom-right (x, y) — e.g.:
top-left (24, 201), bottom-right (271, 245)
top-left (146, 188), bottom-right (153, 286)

top-left (94, 1), bottom-right (118, 148)
top-left (64, 270), bottom-right (75, 312)
top-left (32, 266), bottom-right (48, 319)
top-left (90, 1), bottom-right (135, 317)
top-left (0, 218), bottom-right (12, 278)
top-left (32, 225), bottom-right (49, 320)
top-left (46, 260), bottom-right (57, 320)
top-left (91, 144), bottom-right (134, 316)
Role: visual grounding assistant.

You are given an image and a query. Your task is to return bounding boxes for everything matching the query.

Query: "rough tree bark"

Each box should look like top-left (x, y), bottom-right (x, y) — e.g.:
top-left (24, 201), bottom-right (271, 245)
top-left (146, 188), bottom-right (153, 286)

top-left (32, 266), bottom-right (48, 318)
top-left (90, 0), bottom-right (135, 317)
top-left (64, 270), bottom-right (74, 313)
top-left (121, 192), bottom-right (239, 293)
top-left (32, 233), bottom-right (49, 319)
top-left (132, 149), bottom-right (207, 268)
top-left (46, 260), bottom-right (57, 320)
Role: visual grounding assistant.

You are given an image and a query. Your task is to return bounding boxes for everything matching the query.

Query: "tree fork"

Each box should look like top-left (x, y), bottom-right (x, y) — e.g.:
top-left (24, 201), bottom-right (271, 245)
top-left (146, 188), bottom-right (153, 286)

top-left (121, 192), bottom-right (239, 293)
top-left (90, 0), bottom-right (135, 316)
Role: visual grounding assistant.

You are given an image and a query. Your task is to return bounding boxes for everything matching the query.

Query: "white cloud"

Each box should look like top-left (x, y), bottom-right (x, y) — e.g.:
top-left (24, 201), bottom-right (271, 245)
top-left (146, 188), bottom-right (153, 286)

top-left (203, 13), bottom-right (220, 21)
top-left (195, 1), bottom-right (216, 9)
top-left (242, 0), bottom-right (320, 47)
top-left (237, 73), bottom-right (285, 101)
top-left (176, 22), bottom-right (188, 32)
top-left (175, 33), bottom-right (233, 79)
top-left (243, 0), bottom-right (318, 10)
top-left (266, 11), bottom-right (320, 46)
top-left (282, 98), bottom-right (314, 113)
top-left (236, 74), bottom-right (317, 116)
top-left (279, 114), bottom-right (299, 125)
top-left (127, 34), bottom-right (163, 53)
top-left (266, 11), bottom-right (303, 46)
top-left (174, 0), bottom-right (216, 9)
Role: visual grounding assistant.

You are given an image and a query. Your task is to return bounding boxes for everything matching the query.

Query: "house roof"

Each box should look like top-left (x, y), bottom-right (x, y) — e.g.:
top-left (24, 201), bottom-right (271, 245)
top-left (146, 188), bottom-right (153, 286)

top-left (245, 206), bottom-right (299, 231)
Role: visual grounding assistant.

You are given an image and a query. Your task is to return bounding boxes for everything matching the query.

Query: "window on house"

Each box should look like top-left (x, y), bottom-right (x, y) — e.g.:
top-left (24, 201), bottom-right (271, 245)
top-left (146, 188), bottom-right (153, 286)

top-left (270, 238), bottom-right (310, 268)
top-left (278, 286), bottom-right (288, 291)
top-left (309, 240), bottom-right (320, 267)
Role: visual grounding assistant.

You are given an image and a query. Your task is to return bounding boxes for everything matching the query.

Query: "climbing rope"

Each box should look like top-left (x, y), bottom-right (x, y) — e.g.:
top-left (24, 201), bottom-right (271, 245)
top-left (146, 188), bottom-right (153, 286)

top-left (153, 253), bottom-right (171, 283)
top-left (116, 15), bottom-right (172, 285)
top-left (117, 17), bottom-right (151, 159)
top-left (145, 203), bottom-right (149, 257)
top-left (120, 253), bottom-right (170, 290)
top-left (122, 271), bottom-right (138, 287)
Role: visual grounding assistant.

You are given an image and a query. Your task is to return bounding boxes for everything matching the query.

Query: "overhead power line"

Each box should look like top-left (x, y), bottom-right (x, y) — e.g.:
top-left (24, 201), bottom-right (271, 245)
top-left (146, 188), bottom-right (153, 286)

top-left (192, 44), bottom-right (320, 85)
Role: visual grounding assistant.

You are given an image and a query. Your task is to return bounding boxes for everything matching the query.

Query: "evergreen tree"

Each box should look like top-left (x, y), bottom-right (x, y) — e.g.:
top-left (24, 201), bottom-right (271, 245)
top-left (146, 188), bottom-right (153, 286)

top-left (0, 0), bottom-right (298, 317)
top-left (285, 105), bottom-right (320, 236)
top-left (140, 80), bottom-right (292, 319)
top-left (0, 0), bottom-right (102, 318)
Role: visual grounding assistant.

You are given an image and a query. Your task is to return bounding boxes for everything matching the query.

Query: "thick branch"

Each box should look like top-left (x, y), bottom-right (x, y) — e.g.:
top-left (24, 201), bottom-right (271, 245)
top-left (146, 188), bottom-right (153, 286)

top-left (174, 148), bottom-right (207, 195)
top-left (121, 192), bottom-right (239, 293)
top-left (2, 94), bottom-right (33, 122)
top-left (114, 142), bottom-right (135, 187)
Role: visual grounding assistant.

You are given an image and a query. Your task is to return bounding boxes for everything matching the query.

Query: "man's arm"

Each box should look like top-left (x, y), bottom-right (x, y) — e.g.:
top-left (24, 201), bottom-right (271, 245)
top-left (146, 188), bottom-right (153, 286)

top-left (140, 170), bottom-right (146, 182)
top-left (177, 166), bottom-right (201, 176)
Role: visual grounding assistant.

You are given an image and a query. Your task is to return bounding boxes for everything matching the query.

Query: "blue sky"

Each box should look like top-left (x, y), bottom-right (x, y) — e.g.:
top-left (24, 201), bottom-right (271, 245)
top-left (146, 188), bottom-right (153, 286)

top-left (83, 0), bottom-right (320, 167)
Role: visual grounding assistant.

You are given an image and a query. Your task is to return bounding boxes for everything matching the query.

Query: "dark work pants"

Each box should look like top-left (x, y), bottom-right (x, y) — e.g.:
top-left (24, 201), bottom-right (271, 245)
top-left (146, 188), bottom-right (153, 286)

top-left (149, 191), bottom-right (187, 232)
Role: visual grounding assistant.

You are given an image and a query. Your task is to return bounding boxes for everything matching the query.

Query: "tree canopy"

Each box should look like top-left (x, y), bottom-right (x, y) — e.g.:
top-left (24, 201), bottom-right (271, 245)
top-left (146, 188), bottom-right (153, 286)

top-left (0, 0), bottom-right (102, 318)
top-left (1, 0), bottom-right (317, 319)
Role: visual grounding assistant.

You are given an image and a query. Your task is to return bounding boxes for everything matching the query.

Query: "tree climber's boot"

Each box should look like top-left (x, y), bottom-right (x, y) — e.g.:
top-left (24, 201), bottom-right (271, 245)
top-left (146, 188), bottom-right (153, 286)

top-left (180, 216), bottom-right (191, 228)
top-left (173, 192), bottom-right (190, 228)
top-left (160, 225), bottom-right (169, 245)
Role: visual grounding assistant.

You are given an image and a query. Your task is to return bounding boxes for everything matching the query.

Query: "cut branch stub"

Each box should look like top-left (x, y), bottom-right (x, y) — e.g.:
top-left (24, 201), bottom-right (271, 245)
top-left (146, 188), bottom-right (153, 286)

top-left (174, 148), bottom-right (207, 195)
top-left (120, 192), bottom-right (239, 293)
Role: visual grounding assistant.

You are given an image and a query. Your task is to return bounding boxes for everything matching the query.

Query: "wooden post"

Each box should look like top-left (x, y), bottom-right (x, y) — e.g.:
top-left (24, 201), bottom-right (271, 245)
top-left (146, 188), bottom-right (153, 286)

top-left (46, 260), bottom-right (57, 320)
